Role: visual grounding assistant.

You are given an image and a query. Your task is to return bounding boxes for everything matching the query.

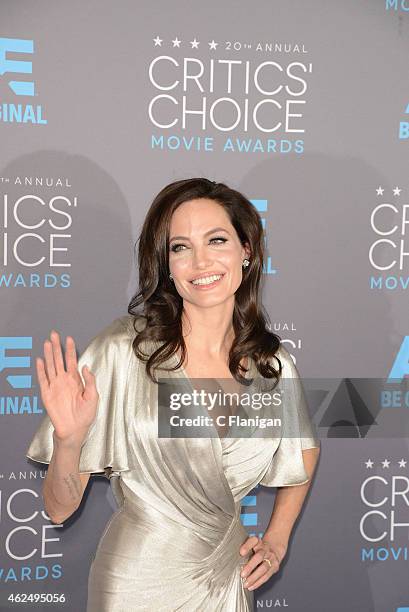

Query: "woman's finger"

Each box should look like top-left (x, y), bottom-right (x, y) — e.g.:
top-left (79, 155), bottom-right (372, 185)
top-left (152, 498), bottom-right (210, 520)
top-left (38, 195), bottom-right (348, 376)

top-left (50, 330), bottom-right (65, 374)
top-left (244, 570), bottom-right (272, 591)
top-left (43, 340), bottom-right (56, 380)
top-left (36, 357), bottom-right (50, 391)
top-left (240, 548), bottom-right (265, 580)
top-left (243, 555), bottom-right (279, 590)
top-left (65, 336), bottom-right (78, 373)
top-left (239, 535), bottom-right (260, 557)
top-left (240, 537), bottom-right (264, 579)
top-left (82, 366), bottom-right (98, 401)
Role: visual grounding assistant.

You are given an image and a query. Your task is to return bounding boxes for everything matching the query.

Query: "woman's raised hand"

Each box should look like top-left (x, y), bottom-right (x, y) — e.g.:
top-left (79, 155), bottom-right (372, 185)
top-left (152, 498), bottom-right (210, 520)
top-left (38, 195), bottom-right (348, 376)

top-left (36, 330), bottom-right (99, 446)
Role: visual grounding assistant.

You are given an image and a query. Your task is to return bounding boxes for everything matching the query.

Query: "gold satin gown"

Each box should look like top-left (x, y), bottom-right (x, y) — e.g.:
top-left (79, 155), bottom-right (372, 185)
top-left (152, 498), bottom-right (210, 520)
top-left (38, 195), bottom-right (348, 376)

top-left (26, 315), bottom-right (320, 612)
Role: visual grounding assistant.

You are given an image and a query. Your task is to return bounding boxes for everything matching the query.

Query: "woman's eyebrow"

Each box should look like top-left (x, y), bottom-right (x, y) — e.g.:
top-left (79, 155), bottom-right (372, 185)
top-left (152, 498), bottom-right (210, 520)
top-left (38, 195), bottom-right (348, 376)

top-left (169, 227), bottom-right (230, 241)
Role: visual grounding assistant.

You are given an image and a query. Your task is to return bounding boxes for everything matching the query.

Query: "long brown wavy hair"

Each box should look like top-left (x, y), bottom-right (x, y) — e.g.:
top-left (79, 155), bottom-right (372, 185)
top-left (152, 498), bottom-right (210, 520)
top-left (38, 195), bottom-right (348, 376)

top-left (128, 177), bottom-right (282, 385)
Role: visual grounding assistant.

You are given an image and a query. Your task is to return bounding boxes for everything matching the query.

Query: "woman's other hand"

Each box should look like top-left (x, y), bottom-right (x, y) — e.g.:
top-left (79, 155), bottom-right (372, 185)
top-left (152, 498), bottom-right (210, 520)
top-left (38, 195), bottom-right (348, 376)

top-left (239, 534), bottom-right (288, 591)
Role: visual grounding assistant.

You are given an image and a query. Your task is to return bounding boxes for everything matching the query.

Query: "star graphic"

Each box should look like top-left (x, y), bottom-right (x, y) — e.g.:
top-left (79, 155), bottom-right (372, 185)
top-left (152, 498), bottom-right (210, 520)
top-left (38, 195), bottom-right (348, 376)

top-left (376, 186), bottom-right (384, 196)
top-left (365, 459), bottom-right (374, 468)
top-left (393, 186), bottom-right (402, 196)
top-left (381, 459), bottom-right (390, 468)
top-left (190, 38), bottom-right (200, 49)
top-left (209, 40), bottom-right (218, 50)
top-left (153, 36), bottom-right (163, 46)
top-left (398, 459), bottom-right (407, 468)
top-left (172, 37), bottom-right (181, 47)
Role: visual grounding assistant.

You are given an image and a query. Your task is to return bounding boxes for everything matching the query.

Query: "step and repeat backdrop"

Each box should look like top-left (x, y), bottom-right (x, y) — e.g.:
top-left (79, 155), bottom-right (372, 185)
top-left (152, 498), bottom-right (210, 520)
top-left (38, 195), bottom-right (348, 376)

top-left (1, 1), bottom-right (409, 611)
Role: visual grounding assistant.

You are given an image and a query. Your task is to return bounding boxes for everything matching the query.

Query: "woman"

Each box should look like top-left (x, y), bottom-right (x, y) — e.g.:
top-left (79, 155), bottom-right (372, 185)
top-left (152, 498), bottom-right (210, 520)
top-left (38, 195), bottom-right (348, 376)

top-left (26, 177), bottom-right (320, 611)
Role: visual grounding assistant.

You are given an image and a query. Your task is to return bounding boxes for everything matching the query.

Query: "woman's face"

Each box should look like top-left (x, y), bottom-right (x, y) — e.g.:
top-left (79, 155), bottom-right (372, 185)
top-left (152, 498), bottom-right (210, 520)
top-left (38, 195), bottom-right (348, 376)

top-left (168, 198), bottom-right (250, 309)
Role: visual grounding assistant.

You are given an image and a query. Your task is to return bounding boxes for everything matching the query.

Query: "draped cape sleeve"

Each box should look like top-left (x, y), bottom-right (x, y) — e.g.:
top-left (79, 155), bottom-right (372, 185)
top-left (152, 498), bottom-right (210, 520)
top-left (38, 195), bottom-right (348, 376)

top-left (25, 315), bottom-right (135, 475)
top-left (259, 344), bottom-right (320, 487)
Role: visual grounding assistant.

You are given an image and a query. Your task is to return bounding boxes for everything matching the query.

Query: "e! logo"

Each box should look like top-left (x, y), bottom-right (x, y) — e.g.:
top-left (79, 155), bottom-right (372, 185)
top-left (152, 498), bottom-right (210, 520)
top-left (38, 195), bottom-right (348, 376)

top-left (0, 37), bottom-right (35, 96)
top-left (0, 336), bottom-right (32, 389)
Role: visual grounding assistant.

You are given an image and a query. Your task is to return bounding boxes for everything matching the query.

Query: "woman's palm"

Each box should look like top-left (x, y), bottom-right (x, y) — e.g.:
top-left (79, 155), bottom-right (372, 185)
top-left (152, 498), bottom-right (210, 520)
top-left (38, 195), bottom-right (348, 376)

top-left (37, 330), bottom-right (99, 444)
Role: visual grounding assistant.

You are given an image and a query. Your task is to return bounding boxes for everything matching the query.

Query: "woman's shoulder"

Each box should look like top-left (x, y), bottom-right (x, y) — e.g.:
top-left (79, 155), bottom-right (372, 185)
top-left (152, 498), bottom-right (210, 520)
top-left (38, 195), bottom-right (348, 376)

top-left (119, 313), bottom-right (147, 337)
top-left (81, 314), bottom-right (145, 357)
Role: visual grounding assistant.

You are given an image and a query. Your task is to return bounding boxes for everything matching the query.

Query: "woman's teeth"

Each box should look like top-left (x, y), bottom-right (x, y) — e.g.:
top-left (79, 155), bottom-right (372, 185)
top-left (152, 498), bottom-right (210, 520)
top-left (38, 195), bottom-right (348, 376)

top-left (191, 274), bottom-right (223, 286)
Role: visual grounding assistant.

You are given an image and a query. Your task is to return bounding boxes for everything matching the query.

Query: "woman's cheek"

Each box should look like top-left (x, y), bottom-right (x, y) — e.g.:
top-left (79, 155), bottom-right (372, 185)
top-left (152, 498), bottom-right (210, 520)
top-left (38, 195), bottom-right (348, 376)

top-left (170, 255), bottom-right (190, 276)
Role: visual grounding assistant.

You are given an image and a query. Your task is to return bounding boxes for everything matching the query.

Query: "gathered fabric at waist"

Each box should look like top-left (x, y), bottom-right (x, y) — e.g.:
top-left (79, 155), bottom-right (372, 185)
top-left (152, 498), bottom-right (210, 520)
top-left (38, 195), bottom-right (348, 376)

top-left (96, 492), bottom-right (251, 583)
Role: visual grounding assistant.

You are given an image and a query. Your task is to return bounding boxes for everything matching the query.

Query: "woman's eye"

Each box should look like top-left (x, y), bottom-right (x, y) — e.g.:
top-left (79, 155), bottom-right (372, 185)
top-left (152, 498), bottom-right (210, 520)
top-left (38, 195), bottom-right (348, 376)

top-left (209, 237), bottom-right (227, 245)
top-left (170, 237), bottom-right (227, 253)
top-left (170, 243), bottom-right (185, 252)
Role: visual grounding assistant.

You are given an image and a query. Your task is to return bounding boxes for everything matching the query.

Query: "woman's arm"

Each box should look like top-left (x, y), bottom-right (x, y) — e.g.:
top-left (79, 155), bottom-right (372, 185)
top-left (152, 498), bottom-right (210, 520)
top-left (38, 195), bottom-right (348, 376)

top-left (240, 446), bottom-right (320, 591)
top-left (43, 432), bottom-right (91, 524)
top-left (264, 446), bottom-right (320, 543)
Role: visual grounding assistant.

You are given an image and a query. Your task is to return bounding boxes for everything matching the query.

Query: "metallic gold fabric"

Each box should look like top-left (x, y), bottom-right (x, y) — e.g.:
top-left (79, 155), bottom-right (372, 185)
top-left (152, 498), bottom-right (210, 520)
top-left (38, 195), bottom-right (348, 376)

top-left (26, 315), bottom-right (320, 611)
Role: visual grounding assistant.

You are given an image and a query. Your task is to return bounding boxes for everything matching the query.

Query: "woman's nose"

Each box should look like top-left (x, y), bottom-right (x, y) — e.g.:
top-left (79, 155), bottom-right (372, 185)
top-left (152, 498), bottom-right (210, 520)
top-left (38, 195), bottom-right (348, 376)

top-left (192, 247), bottom-right (212, 268)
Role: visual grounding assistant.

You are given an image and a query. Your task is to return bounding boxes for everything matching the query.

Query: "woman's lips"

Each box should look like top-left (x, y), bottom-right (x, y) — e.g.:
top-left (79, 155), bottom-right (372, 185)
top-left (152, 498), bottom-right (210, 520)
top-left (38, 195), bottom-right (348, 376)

top-left (190, 273), bottom-right (225, 289)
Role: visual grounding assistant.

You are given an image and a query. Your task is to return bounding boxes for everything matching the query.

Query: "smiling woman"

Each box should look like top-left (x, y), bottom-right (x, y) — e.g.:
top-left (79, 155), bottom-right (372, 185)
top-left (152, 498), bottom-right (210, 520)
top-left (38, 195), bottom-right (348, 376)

top-left (26, 177), bottom-right (320, 612)
top-left (130, 177), bottom-right (282, 387)
top-left (168, 199), bottom-right (250, 305)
